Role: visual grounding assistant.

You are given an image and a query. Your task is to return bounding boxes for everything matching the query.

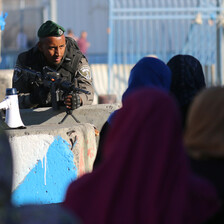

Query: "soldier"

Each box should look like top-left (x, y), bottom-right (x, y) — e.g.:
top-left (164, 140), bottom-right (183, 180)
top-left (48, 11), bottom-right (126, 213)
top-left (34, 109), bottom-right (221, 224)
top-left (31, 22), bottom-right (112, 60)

top-left (12, 20), bottom-right (94, 109)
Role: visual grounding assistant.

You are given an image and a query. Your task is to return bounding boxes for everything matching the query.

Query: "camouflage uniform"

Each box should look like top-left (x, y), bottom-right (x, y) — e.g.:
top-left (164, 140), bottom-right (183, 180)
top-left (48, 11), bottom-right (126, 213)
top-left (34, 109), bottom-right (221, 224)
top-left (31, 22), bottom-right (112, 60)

top-left (12, 37), bottom-right (94, 109)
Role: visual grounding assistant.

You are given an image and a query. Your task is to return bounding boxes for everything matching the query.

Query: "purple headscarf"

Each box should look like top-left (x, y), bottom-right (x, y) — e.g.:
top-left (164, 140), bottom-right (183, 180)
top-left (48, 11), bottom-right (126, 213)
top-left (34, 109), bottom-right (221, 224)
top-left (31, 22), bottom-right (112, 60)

top-left (64, 88), bottom-right (219, 224)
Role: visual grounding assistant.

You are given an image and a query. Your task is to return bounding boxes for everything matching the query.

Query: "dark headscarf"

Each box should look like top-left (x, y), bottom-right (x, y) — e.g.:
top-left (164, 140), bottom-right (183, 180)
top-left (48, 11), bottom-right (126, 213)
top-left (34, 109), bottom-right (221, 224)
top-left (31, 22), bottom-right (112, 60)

top-left (122, 56), bottom-right (172, 102)
top-left (64, 88), bottom-right (219, 224)
top-left (107, 56), bottom-right (172, 125)
top-left (167, 54), bottom-right (206, 127)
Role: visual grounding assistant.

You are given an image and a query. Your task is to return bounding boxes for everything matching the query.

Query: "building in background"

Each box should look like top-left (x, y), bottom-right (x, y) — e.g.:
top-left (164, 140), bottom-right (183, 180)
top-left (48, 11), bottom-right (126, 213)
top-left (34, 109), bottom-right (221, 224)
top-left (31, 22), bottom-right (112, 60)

top-left (57, 0), bottom-right (108, 63)
top-left (0, 0), bottom-right (109, 68)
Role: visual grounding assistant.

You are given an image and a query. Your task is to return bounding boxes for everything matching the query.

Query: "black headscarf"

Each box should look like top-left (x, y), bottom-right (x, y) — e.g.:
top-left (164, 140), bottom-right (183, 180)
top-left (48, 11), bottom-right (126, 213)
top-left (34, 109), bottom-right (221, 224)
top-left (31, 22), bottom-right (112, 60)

top-left (167, 54), bottom-right (206, 127)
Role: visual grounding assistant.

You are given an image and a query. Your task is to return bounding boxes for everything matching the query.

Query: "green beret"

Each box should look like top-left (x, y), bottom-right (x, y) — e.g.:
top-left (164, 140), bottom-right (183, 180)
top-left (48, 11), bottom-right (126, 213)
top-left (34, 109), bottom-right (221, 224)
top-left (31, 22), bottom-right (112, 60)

top-left (37, 20), bottom-right (65, 38)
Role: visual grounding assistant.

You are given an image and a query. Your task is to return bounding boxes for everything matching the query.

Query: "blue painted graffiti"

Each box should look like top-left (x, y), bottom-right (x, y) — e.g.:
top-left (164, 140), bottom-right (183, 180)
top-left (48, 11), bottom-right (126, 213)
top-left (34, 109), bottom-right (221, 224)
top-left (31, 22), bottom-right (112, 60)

top-left (12, 136), bottom-right (77, 206)
top-left (0, 12), bottom-right (8, 30)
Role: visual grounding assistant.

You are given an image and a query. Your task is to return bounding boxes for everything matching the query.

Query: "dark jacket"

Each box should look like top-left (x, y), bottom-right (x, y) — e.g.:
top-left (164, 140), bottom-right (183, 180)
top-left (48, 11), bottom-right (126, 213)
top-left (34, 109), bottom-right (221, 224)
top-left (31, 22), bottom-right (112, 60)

top-left (12, 37), bottom-right (94, 108)
top-left (190, 157), bottom-right (224, 224)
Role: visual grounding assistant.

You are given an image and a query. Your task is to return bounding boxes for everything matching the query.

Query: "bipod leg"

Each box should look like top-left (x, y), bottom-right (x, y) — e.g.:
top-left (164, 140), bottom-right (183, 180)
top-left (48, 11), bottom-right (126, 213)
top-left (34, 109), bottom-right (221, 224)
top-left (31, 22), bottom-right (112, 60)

top-left (58, 113), bottom-right (69, 124)
top-left (70, 113), bottom-right (80, 123)
top-left (58, 109), bottom-right (80, 124)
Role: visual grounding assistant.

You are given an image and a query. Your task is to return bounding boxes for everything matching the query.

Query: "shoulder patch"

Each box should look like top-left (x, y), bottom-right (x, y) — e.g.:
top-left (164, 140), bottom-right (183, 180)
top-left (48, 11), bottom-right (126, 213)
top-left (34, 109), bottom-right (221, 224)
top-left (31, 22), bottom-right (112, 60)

top-left (78, 65), bottom-right (91, 80)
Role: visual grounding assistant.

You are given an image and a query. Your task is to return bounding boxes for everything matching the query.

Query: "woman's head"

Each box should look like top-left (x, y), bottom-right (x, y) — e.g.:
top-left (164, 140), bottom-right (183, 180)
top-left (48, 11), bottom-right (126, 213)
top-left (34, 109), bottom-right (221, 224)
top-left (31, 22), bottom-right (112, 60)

top-left (167, 54), bottom-right (206, 106)
top-left (167, 54), bottom-right (206, 127)
top-left (185, 86), bottom-right (224, 158)
top-left (122, 57), bottom-right (172, 102)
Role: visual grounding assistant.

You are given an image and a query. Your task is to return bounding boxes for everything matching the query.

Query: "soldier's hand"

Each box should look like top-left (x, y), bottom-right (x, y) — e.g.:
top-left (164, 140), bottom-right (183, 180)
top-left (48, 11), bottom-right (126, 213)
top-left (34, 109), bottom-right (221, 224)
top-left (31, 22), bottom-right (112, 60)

top-left (64, 93), bottom-right (81, 110)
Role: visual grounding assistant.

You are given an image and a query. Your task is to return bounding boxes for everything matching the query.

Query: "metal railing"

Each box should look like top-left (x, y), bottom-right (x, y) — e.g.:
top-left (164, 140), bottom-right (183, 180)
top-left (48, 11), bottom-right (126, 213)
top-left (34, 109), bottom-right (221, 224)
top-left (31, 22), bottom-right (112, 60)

top-left (108, 0), bottom-right (224, 100)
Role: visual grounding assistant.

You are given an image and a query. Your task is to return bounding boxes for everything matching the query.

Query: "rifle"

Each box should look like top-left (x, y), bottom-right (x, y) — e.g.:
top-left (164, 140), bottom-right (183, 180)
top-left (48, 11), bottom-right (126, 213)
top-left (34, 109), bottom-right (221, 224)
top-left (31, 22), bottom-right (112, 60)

top-left (14, 65), bottom-right (90, 123)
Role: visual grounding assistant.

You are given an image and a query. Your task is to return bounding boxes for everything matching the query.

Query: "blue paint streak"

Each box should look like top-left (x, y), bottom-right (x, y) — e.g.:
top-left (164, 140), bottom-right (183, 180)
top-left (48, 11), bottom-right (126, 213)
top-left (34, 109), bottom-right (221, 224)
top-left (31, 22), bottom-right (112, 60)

top-left (12, 136), bottom-right (77, 206)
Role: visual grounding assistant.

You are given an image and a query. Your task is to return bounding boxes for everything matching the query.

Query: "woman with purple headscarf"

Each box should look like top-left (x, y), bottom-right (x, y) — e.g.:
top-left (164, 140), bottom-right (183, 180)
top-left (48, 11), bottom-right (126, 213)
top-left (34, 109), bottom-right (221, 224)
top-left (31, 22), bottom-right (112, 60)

top-left (64, 88), bottom-right (219, 224)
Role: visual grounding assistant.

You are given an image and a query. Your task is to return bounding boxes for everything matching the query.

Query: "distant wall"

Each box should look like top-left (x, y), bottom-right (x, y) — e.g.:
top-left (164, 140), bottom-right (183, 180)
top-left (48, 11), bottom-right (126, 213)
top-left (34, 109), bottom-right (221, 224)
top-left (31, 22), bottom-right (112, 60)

top-left (0, 69), bottom-right (13, 101)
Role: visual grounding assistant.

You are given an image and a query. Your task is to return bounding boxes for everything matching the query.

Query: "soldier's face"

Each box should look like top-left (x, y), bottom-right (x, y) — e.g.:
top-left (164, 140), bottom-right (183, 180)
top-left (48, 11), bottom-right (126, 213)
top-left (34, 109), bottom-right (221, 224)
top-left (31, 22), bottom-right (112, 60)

top-left (38, 35), bottom-right (66, 67)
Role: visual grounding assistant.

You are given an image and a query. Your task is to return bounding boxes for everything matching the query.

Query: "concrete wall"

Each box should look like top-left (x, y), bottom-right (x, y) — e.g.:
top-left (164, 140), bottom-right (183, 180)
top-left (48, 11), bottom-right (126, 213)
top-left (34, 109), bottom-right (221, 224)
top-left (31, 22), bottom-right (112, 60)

top-left (7, 123), bottom-right (96, 206)
top-left (4, 103), bottom-right (121, 206)
top-left (0, 69), bottom-right (13, 102)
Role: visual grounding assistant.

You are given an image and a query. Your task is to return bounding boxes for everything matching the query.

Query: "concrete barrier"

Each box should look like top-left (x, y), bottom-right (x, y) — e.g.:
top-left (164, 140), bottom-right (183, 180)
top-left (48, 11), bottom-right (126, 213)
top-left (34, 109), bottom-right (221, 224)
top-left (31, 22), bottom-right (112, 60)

top-left (2, 104), bottom-right (121, 206)
top-left (19, 104), bottom-right (121, 131)
top-left (7, 123), bottom-right (96, 206)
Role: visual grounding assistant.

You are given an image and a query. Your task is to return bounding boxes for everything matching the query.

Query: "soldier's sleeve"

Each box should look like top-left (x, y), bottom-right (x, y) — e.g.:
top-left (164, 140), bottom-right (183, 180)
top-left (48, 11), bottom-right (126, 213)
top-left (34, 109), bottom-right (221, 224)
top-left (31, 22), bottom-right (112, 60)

top-left (12, 56), bottom-right (38, 109)
top-left (75, 57), bottom-right (94, 105)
